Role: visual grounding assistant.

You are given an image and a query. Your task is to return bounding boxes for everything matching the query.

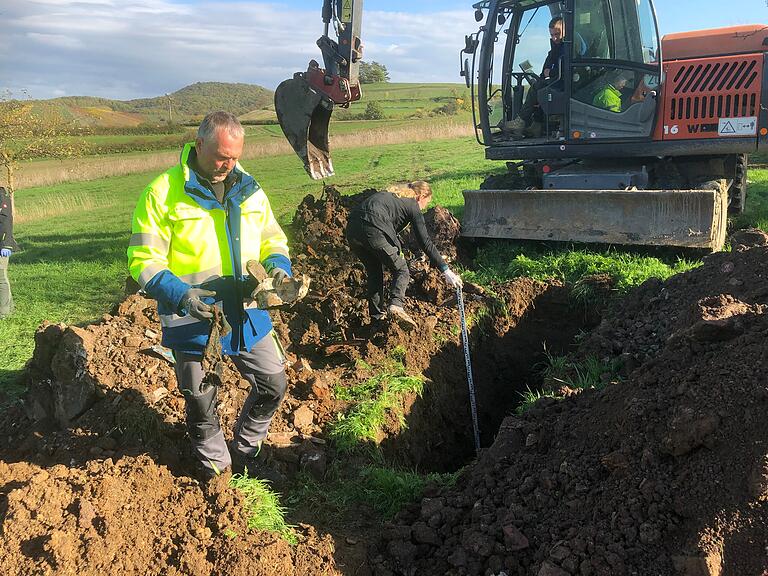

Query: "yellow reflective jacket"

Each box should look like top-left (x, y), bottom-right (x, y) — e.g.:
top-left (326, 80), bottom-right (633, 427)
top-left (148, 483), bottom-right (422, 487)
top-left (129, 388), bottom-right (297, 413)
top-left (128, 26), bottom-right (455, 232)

top-left (127, 143), bottom-right (291, 354)
top-left (592, 84), bottom-right (622, 113)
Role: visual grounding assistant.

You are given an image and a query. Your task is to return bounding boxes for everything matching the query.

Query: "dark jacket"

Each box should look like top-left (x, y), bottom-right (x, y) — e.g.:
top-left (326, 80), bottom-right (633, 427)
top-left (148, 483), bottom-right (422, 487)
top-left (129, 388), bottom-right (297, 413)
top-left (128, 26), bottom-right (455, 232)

top-left (347, 191), bottom-right (448, 271)
top-left (0, 188), bottom-right (18, 251)
top-left (542, 39), bottom-right (565, 80)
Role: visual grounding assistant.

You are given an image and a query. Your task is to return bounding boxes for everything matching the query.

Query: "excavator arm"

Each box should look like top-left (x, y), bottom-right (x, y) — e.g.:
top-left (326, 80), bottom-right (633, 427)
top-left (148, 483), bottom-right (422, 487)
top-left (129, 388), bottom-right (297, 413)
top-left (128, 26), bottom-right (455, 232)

top-left (274, 0), bottom-right (364, 179)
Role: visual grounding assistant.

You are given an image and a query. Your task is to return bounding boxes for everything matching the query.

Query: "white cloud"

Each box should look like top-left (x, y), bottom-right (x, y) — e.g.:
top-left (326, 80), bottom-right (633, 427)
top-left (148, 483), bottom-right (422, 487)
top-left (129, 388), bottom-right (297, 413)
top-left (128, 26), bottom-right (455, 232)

top-left (26, 32), bottom-right (84, 50)
top-left (0, 1), bottom-right (479, 100)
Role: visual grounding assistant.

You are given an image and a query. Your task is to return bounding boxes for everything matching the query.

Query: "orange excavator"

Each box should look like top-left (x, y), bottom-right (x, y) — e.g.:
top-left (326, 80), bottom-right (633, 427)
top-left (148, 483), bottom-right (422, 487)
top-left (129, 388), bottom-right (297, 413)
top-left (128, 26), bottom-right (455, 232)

top-left (275, 0), bottom-right (768, 250)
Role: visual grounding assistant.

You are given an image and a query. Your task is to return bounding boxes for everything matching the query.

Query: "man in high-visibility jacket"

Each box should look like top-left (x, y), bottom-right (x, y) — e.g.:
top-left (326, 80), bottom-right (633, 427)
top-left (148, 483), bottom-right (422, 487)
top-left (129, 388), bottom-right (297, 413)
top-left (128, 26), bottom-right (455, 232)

top-left (593, 70), bottom-right (629, 113)
top-left (128, 111), bottom-right (292, 480)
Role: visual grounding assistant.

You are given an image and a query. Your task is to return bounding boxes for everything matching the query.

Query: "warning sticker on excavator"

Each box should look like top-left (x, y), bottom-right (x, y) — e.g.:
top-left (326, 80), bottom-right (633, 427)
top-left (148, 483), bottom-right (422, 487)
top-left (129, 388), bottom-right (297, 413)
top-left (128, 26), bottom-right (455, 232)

top-left (342, 0), bottom-right (352, 21)
top-left (718, 117), bottom-right (757, 136)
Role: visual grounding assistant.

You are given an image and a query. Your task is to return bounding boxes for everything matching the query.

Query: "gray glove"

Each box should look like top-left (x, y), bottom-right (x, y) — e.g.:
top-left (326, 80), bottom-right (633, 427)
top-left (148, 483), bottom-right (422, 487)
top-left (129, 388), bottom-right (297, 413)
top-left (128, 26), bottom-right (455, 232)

top-left (270, 267), bottom-right (289, 285)
top-left (181, 288), bottom-right (216, 320)
top-left (443, 268), bottom-right (463, 289)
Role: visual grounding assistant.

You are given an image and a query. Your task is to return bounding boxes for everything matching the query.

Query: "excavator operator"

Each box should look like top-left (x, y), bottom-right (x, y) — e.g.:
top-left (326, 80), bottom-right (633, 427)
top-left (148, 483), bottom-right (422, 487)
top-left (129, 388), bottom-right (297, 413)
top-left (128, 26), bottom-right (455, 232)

top-left (508, 16), bottom-right (585, 139)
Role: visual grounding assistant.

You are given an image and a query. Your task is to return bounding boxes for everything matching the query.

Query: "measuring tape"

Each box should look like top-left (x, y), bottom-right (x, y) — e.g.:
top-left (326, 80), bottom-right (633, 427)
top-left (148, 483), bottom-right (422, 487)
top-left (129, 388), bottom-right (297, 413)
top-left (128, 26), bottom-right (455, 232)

top-left (456, 286), bottom-right (481, 455)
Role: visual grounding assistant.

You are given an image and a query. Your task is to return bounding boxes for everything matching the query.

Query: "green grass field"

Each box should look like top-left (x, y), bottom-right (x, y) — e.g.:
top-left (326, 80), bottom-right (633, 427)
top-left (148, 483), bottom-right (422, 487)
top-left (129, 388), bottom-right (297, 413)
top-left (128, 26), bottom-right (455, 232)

top-left (55, 115), bottom-right (468, 156)
top-left (23, 83), bottom-right (472, 160)
top-left (2, 136), bottom-right (768, 395)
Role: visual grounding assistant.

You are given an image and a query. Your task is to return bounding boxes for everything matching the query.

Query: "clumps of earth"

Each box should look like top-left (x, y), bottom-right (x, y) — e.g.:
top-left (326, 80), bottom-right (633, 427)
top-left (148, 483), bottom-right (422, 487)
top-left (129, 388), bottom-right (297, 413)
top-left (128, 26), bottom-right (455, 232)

top-left (0, 187), bottom-right (766, 575)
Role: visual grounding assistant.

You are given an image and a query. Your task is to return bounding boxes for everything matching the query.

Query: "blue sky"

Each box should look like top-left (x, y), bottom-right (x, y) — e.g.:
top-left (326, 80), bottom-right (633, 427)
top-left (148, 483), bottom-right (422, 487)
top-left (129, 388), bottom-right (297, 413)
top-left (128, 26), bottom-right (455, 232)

top-left (0, 0), bottom-right (765, 100)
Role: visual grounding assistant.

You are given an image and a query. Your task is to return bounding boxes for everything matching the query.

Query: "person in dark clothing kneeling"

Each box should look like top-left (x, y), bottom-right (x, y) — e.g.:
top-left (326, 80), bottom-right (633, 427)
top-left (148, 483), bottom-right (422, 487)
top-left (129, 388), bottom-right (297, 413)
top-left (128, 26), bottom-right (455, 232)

top-left (346, 181), bottom-right (463, 329)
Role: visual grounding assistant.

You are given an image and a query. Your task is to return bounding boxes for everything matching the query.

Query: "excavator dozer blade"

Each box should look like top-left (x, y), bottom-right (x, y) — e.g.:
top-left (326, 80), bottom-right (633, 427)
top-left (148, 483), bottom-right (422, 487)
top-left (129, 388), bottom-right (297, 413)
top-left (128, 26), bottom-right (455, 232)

top-left (275, 77), bottom-right (334, 179)
top-left (461, 187), bottom-right (728, 251)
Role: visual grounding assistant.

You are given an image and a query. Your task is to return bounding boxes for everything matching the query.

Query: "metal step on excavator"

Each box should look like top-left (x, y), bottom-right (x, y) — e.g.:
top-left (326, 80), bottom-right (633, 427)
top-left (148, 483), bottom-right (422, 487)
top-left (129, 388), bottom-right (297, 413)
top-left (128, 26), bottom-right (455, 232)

top-left (275, 0), bottom-right (767, 251)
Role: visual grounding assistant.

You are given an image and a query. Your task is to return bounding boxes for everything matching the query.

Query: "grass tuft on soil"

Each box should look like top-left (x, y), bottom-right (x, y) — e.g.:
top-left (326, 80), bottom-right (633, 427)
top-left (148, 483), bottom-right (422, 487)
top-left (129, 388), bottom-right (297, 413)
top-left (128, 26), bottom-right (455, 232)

top-left (468, 242), bottom-right (700, 292)
top-left (115, 403), bottom-right (162, 445)
top-left (229, 473), bottom-right (297, 545)
top-left (330, 360), bottom-right (424, 451)
top-left (287, 465), bottom-right (458, 523)
top-left (516, 351), bottom-right (622, 414)
top-left (354, 466), bottom-right (458, 519)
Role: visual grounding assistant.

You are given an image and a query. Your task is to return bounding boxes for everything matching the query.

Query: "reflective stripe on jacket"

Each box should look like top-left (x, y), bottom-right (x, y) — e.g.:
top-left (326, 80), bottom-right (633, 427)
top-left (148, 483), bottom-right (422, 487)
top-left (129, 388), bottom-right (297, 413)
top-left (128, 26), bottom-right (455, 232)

top-left (127, 143), bottom-right (291, 355)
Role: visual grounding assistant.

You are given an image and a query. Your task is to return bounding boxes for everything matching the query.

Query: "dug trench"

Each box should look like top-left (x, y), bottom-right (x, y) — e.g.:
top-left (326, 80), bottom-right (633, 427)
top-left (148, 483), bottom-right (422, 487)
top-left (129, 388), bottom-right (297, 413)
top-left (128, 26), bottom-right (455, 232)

top-left (372, 278), bottom-right (599, 472)
top-left (0, 187), bottom-right (765, 575)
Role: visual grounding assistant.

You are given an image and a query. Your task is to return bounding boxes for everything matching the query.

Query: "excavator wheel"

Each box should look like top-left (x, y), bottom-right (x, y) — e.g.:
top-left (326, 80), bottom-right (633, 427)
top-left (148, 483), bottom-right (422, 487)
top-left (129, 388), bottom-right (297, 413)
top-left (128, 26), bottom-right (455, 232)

top-left (479, 162), bottom-right (536, 190)
top-left (727, 154), bottom-right (748, 215)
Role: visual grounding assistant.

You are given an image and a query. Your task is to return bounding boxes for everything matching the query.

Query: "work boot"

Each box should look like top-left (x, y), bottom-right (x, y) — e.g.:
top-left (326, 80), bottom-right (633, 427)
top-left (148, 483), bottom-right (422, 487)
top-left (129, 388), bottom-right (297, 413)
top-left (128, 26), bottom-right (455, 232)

top-left (231, 444), bottom-right (287, 491)
top-left (526, 120), bottom-right (543, 138)
top-left (504, 116), bottom-right (526, 140)
top-left (387, 305), bottom-right (417, 331)
top-left (370, 315), bottom-right (388, 333)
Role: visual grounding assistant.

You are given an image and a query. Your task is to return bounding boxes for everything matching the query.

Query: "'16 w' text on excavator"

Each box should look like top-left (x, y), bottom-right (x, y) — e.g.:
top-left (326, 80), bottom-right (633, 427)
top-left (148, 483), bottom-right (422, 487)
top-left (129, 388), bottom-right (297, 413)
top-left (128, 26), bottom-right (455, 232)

top-left (274, 0), bottom-right (768, 251)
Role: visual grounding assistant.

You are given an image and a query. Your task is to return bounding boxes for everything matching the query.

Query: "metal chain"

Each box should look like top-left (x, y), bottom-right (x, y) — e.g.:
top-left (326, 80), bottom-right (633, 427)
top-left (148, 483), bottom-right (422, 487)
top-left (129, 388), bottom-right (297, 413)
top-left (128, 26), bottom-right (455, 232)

top-left (456, 286), bottom-right (481, 455)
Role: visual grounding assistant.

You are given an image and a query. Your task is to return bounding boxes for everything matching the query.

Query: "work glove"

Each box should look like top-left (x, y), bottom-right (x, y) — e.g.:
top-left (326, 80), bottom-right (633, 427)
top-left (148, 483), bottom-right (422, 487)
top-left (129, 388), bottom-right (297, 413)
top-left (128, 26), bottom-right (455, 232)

top-left (0, 249), bottom-right (10, 258)
top-left (269, 267), bottom-right (289, 285)
top-left (443, 268), bottom-right (463, 289)
top-left (181, 288), bottom-right (216, 320)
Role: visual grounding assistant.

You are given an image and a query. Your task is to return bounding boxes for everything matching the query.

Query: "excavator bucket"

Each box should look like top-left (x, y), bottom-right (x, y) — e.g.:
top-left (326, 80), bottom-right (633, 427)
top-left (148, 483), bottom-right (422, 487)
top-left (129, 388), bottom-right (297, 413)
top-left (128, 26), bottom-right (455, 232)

top-left (275, 76), bottom-right (334, 180)
top-left (461, 186), bottom-right (728, 250)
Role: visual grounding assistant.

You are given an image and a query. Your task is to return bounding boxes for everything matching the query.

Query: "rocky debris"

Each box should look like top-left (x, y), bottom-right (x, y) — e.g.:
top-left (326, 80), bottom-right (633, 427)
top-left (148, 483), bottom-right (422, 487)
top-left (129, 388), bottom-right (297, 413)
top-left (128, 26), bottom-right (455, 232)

top-left (23, 323), bottom-right (98, 427)
top-left (292, 404), bottom-right (315, 432)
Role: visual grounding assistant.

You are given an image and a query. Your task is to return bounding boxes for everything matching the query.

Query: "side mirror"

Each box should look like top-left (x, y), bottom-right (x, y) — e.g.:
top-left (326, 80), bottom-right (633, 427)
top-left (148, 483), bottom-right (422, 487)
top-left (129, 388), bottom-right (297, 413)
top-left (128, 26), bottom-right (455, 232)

top-left (498, 13), bottom-right (506, 26)
top-left (464, 35), bottom-right (478, 54)
top-left (474, 9), bottom-right (484, 22)
top-left (463, 58), bottom-right (471, 88)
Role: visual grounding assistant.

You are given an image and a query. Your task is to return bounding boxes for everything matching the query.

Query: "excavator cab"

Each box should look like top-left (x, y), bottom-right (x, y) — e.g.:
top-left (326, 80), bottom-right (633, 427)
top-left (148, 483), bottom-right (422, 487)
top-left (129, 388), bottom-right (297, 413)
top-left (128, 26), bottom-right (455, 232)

top-left (470, 0), bottom-right (661, 149)
top-left (274, 0), bottom-right (363, 179)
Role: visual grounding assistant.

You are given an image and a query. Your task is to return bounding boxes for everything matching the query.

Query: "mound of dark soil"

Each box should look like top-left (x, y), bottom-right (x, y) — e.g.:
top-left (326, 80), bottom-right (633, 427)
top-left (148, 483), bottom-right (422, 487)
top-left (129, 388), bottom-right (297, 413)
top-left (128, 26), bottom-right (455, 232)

top-left (371, 246), bottom-right (768, 576)
top-left (0, 455), bottom-right (336, 575)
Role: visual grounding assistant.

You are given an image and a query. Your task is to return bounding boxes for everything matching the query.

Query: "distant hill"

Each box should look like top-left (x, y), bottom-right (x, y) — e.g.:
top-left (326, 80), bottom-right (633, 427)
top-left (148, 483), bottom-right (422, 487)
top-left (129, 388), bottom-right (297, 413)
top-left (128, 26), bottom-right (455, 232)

top-left (39, 82), bottom-right (275, 128)
top-left (26, 81), bottom-right (472, 131)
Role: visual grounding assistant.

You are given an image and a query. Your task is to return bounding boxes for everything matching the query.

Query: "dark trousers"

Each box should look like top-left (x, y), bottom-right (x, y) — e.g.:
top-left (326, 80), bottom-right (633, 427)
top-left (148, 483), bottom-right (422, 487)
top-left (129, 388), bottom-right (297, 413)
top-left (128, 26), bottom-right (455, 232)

top-left (519, 77), bottom-right (562, 123)
top-left (174, 333), bottom-right (286, 474)
top-left (0, 256), bottom-right (12, 318)
top-left (346, 221), bottom-right (409, 319)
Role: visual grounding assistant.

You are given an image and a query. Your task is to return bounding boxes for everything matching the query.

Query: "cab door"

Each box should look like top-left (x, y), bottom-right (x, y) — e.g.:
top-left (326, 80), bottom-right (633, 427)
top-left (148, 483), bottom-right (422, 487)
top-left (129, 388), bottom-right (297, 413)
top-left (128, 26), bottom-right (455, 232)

top-left (567, 0), bottom-right (662, 141)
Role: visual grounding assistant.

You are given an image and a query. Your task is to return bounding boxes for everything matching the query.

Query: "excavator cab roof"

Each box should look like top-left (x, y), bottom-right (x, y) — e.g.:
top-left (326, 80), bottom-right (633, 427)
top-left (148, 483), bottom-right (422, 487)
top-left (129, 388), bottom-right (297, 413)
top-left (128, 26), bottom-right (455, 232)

top-left (473, 0), bottom-right (551, 8)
